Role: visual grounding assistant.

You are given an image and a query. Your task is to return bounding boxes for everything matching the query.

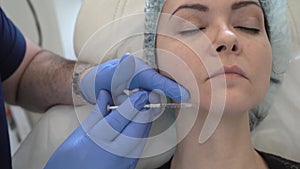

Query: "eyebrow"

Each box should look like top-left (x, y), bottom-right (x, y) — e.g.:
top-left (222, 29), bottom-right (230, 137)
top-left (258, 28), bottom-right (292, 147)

top-left (171, 4), bottom-right (208, 16)
top-left (171, 1), bottom-right (261, 16)
top-left (231, 1), bottom-right (261, 10)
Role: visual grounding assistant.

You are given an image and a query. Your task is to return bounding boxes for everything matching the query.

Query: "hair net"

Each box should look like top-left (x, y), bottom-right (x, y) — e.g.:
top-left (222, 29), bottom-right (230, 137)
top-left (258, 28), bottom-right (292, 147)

top-left (144, 0), bottom-right (292, 130)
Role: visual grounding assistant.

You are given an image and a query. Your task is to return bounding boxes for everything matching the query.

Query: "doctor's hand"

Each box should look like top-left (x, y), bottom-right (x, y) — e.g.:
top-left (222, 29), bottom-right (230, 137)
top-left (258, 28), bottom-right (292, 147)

top-left (44, 89), bottom-right (160, 169)
top-left (79, 53), bottom-right (190, 104)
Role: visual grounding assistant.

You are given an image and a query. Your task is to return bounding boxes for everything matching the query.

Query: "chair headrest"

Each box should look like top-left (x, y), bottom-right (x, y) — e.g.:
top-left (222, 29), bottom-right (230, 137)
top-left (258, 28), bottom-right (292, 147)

top-left (74, 0), bottom-right (146, 63)
top-left (287, 0), bottom-right (300, 59)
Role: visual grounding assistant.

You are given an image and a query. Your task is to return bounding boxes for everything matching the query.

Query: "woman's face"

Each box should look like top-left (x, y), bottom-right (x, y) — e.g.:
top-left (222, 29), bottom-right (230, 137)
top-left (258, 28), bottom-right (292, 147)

top-left (156, 0), bottom-right (272, 113)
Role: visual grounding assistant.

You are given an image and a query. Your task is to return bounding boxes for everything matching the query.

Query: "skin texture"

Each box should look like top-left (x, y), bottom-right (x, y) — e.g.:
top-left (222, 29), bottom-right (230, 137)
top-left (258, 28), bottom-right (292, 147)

top-left (156, 0), bottom-right (272, 168)
top-left (2, 37), bottom-right (76, 112)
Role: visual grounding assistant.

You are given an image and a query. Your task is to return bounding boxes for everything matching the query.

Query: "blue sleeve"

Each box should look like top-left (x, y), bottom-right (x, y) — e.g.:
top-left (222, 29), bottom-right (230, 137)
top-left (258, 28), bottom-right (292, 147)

top-left (0, 7), bottom-right (26, 81)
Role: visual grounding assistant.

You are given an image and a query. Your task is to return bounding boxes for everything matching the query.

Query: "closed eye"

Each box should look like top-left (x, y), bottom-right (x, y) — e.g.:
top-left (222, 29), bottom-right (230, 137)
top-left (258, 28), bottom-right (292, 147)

top-left (179, 27), bottom-right (206, 35)
top-left (235, 26), bottom-right (260, 34)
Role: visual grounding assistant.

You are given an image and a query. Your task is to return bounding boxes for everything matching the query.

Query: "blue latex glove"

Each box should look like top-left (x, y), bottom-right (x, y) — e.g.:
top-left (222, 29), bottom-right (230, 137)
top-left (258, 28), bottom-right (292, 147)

top-left (44, 89), bottom-right (160, 169)
top-left (80, 53), bottom-right (190, 104)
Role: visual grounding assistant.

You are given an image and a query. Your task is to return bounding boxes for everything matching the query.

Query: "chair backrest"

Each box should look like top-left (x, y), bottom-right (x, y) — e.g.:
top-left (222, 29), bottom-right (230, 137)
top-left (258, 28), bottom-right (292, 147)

top-left (74, 0), bottom-right (146, 64)
top-left (287, 0), bottom-right (300, 58)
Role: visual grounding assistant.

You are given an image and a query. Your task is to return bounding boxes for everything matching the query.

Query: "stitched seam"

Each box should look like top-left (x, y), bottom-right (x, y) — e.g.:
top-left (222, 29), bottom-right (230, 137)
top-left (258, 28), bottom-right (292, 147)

top-left (113, 0), bottom-right (122, 19)
top-left (121, 0), bottom-right (129, 16)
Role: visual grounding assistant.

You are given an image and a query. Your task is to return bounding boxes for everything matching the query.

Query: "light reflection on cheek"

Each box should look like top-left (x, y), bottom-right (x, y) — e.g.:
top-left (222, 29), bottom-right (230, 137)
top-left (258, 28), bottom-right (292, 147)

top-left (156, 41), bottom-right (219, 105)
top-left (156, 48), bottom-right (200, 104)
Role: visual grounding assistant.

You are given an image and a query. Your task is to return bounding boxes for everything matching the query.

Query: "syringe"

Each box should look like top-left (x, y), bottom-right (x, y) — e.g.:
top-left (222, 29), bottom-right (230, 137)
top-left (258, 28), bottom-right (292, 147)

top-left (107, 103), bottom-right (193, 111)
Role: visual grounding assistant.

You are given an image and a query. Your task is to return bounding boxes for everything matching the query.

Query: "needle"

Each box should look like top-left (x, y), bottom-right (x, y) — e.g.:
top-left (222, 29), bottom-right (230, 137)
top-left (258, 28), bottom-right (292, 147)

top-left (107, 103), bottom-right (193, 110)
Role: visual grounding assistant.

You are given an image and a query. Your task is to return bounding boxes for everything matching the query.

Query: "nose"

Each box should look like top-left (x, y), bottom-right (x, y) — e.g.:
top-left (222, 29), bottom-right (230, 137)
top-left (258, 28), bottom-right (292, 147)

top-left (210, 26), bottom-right (241, 56)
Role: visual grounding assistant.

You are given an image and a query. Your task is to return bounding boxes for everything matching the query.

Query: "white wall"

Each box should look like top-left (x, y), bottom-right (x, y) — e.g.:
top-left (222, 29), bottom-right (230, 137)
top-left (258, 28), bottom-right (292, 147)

top-left (0, 0), bottom-right (81, 60)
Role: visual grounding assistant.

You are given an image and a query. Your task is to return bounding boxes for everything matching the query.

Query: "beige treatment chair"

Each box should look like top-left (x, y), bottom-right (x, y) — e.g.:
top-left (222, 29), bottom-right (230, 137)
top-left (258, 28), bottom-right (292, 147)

top-left (12, 0), bottom-right (300, 168)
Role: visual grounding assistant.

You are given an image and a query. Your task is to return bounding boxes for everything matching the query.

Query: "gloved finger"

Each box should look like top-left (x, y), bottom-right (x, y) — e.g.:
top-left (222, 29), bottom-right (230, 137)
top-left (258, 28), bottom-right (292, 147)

top-left (111, 122), bottom-right (152, 158)
top-left (110, 54), bottom-right (136, 100)
top-left (114, 89), bottom-right (164, 120)
top-left (110, 91), bottom-right (162, 157)
top-left (148, 90), bottom-right (165, 119)
top-left (113, 54), bottom-right (190, 102)
top-left (96, 90), bottom-right (114, 117)
top-left (120, 90), bottom-right (163, 124)
top-left (95, 53), bottom-right (133, 95)
top-left (80, 90), bottom-right (113, 131)
top-left (114, 94), bottom-right (128, 106)
top-left (80, 58), bottom-right (121, 103)
top-left (87, 91), bottom-right (149, 142)
top-left (130, 58), bottom-right (190, 102)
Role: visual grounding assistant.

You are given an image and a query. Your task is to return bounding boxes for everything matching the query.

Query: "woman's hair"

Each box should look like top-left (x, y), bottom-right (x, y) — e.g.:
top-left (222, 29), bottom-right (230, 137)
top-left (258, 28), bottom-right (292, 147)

top-left (144, 0), bottom-right (291, 130)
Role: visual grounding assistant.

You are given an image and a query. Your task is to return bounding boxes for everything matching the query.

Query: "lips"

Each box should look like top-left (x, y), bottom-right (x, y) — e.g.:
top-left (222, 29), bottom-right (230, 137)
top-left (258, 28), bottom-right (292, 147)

top-left (208, 65), bottom-right (247, 80)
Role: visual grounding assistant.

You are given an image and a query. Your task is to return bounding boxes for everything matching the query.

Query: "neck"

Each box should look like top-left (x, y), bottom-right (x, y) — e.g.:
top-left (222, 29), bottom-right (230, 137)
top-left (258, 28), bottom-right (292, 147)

top-left (171, 110), bottom-right (268, 169)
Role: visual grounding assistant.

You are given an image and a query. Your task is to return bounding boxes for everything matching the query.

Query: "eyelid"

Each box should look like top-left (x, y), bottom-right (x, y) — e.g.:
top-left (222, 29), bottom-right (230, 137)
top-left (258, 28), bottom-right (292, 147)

top-left (176, 20), bottom-right (207, 33)
top-left (234, 22), bottom-right (260, 29)
top-left (179, 27), bottom-right (206, 35)
top-left (235, 26), bottom-right (260, 34)
top-left (231, 14), bottom-right (262, 27)
top-left (232, 18), bottom-right (262, 31)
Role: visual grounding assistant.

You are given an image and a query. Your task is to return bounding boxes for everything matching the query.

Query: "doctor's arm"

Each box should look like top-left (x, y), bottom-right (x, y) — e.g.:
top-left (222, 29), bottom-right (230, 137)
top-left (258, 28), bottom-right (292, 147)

top-left (2, 37), bottom-right (76, 112)
top-left (2, 36), bottom-right (189, 113)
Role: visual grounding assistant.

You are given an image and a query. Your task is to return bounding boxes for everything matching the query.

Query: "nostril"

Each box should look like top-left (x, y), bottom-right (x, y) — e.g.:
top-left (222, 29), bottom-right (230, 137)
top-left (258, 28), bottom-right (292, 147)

top-left (216, 44), bottom-right (238, 53)
top-left (216, 45), bottom-right (225, 52)
top-left (232, 44), bottom-right (238, 51)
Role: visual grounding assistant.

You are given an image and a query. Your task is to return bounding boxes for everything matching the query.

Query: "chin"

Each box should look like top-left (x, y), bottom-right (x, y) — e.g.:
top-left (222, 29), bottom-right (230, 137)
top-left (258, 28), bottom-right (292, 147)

top-left (223, 101), bottom-right (252, 115)
top-left (223, 93), bottom-right (260, 115)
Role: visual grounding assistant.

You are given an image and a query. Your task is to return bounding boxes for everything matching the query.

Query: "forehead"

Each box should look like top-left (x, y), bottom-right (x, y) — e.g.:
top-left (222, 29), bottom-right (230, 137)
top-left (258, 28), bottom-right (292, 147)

top-left (163, 0), bottom-right (261, 13)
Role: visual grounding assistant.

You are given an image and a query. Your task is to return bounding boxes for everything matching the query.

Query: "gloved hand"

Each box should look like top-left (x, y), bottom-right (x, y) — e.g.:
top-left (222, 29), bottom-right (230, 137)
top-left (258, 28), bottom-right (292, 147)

top-left (44, 89), bottom-right (160, 169)
top-left (80, 53), bottom-right (190, 104)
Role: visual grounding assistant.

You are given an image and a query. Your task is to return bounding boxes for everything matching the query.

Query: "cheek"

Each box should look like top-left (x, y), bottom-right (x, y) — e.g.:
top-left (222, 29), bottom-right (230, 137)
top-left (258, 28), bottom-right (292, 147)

top-left (156, 36), bottom-right (206, 103)
top-left (156, 35), bottom-right (207, 78)
top-left (247, 40), bottom-right (272, 104)
top-left (255, 41), bottom-right (272, 82)
top-left (156, 35), bottom-right (202, 76)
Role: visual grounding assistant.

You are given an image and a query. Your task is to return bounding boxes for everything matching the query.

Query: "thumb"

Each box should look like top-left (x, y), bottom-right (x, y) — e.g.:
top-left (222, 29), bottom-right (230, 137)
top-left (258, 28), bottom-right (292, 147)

top-left (111, 53), bottom-right (136, 99)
